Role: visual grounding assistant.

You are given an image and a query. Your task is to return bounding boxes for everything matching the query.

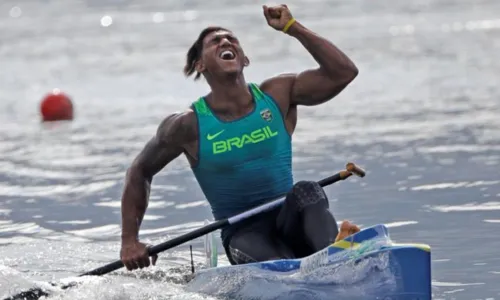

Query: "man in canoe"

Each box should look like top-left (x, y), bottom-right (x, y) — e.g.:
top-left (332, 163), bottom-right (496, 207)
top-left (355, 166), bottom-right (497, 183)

top-left (120, 4), bottom-right (360, 270)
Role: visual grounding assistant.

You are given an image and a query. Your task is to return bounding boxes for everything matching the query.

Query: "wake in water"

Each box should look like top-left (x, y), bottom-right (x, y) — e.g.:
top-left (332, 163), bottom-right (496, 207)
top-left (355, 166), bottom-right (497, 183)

top-left (0, 240), bottom-right (206, 300)
top-left (185, 249), bottom-right (397, 300)
top-left (0, 264), bottom-right (215, 300)
top-left (0, 265), bottom-right (44, 299)
top-left (0, 246), bottom-right (399, 300)
top-left (1, 221), bottom-right (430, 300)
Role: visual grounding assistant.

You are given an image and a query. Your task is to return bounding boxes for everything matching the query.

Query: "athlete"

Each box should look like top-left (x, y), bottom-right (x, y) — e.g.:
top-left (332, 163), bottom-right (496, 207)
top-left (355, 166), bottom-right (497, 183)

top-left (120, 4), bottom-right (360, 270)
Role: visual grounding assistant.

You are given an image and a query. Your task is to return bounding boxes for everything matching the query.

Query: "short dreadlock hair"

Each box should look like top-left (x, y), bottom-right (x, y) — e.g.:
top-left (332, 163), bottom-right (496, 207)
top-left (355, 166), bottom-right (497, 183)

top-left (184, 26), bottom-right (230, 80)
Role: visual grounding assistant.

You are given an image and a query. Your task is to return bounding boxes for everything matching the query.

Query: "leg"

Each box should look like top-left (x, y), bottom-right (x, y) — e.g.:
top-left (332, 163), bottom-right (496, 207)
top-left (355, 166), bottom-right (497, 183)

top-left (224, 214), bottom-right (295, 265)
top-left (276, 180), bottom-right (340, 257)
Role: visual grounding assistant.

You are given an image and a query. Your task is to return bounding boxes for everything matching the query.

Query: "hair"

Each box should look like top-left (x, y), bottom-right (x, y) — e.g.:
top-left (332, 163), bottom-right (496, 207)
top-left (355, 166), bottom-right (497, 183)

top-left (184, 26), bottom-right (230, 80)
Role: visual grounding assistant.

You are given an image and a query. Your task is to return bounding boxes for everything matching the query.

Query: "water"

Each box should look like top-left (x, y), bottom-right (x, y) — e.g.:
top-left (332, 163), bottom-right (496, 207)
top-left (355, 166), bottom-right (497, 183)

top-left (1, 0), bottom-right (499, 299)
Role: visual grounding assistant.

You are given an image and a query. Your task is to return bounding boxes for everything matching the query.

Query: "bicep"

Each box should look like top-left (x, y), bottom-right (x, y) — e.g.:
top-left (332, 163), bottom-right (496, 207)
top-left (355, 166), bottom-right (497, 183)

top-left (131, 136), bottom-right (182, 181)
top-left (290, 69), bottom-right (340, 106)
top-left (260, 71), bottom-right (339, 110)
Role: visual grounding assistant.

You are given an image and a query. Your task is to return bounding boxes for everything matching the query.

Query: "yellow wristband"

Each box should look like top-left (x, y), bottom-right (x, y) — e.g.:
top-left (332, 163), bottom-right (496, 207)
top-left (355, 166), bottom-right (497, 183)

top-left (282, 18), bottom-right (296, 33)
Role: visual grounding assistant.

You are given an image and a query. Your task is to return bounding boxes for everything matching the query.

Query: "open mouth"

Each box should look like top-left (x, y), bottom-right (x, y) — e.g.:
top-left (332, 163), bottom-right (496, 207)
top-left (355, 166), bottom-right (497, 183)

top-left (219, 49), bottom-right (236, 60)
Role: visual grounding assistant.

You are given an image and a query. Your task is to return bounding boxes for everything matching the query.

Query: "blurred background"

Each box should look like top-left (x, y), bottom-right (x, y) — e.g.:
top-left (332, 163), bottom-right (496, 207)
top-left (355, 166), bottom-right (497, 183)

top-left (1, 0), bottom-right (499, 299)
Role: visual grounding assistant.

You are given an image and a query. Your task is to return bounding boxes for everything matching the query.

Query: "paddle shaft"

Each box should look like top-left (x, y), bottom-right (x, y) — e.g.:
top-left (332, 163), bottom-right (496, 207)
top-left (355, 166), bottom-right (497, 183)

top-left (79, 169), bottom-right (356, 277)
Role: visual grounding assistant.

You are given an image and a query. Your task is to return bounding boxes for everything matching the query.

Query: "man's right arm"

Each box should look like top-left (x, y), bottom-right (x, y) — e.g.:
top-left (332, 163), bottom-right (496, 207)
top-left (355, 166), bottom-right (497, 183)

top-left (120, 111), bottom-right (192, 244)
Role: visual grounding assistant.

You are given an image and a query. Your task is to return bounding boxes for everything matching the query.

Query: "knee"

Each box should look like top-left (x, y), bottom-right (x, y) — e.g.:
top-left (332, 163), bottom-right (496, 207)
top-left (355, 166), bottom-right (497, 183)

top-left (288, 180), bottom-right (328, 210)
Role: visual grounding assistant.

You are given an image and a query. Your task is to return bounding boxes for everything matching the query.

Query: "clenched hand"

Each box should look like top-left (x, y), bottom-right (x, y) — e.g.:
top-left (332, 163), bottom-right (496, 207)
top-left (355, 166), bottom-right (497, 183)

top-left (120, 240), bottom-right (158, 271)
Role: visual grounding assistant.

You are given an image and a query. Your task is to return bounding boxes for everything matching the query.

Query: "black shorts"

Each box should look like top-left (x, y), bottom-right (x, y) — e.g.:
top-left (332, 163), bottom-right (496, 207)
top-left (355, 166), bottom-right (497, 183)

top-left (222, 180), bottom-right (340, 265)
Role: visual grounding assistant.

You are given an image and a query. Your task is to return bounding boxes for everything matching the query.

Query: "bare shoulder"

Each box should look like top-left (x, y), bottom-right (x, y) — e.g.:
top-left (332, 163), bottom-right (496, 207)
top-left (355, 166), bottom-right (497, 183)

top-left (129, 109), bottom-right (198, 177)
top-left (156, 108), bottom-right (198, 146)
top-left (259, 73), bottom-right (296, 101)
top-left (258, 73), bottom-right (297, 114)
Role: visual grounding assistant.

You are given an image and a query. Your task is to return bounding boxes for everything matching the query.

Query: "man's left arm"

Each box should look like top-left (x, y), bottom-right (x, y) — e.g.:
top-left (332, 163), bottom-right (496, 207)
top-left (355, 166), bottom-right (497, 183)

top-left (286, 20), bottom-right (358, 106)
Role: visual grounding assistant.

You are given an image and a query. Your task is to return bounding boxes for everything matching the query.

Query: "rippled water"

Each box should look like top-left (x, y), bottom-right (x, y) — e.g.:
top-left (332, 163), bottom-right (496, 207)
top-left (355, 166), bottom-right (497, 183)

top-left (1, 0), bottom-right (500, 299)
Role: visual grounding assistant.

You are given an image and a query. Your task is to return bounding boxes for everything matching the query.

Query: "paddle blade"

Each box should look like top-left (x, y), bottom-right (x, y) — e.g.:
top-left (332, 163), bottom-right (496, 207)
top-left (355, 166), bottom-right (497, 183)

top-left (3, 288), bottom-right (49, 300)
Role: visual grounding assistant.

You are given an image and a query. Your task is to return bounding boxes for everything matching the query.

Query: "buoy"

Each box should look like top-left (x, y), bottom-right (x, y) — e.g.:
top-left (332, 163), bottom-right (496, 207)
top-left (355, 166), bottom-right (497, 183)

top-left (40, 89), bottom-right (74, 122)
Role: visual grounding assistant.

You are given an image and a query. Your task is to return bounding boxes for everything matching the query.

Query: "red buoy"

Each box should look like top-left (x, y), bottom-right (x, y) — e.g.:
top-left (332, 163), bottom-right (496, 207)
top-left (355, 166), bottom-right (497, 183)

top-left (40, 89), bottom-right (74, 122)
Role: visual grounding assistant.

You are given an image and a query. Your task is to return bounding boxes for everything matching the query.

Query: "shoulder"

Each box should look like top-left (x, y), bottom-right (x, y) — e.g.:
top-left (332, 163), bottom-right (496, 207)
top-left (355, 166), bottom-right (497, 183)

top-left (258, 73), bottom-right (296, 97)
top-left (256, 73), bottom-right (298, 113)
top-left (156, 109), bottom-right (197, 146)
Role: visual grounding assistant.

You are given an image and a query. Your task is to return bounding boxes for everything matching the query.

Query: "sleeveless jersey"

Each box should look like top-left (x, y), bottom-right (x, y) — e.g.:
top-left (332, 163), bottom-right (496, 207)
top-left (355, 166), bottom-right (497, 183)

top-left (191, 83), bottom-right (293, 225)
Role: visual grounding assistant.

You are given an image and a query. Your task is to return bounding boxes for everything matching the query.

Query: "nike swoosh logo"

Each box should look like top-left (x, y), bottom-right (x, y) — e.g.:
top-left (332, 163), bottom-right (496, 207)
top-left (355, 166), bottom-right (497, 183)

top-left (207, 130), bottom-right (225, 140)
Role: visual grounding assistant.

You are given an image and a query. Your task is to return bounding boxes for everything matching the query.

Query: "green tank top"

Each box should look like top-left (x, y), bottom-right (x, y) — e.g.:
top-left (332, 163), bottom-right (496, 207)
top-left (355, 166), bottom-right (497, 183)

top-left (191, 83), bottom-right (293, 228)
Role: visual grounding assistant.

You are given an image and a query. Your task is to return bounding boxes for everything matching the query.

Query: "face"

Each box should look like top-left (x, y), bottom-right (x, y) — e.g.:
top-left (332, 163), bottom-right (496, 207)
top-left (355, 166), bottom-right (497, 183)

top-left (196, 30), bottom-right (249, 78)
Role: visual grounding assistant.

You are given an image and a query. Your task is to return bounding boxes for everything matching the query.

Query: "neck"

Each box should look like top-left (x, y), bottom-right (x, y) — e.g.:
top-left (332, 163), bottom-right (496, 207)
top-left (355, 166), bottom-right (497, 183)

top-left (205, 74), bottom-right (253, 116)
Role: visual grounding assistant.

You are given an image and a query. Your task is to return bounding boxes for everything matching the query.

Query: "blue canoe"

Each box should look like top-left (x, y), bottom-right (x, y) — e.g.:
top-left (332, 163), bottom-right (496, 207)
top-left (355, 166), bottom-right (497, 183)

top-left (189, 224), bottom-right (431, 299)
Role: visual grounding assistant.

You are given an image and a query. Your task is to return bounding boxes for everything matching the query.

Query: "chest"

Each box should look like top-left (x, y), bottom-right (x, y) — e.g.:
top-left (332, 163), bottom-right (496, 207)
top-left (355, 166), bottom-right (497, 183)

top-left (198, 108), bottom-right (286, 169)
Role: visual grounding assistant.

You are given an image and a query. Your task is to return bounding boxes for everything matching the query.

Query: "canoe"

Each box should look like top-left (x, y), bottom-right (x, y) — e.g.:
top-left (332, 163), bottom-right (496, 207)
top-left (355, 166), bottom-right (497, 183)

top-left (195, 223), bottom-right (431, 299)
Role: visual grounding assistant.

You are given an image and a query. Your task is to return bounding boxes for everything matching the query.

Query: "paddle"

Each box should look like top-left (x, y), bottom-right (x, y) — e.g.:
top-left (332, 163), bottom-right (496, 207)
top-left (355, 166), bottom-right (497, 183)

top-left (3, 162), bottom-right (365, 300)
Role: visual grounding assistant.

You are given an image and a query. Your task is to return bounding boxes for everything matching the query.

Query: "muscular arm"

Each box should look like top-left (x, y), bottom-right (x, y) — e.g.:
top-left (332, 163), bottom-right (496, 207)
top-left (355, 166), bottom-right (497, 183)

top-left (261, 20), bottom-right (358, 111)
top-left (120, 111), bottom-right (195, 243)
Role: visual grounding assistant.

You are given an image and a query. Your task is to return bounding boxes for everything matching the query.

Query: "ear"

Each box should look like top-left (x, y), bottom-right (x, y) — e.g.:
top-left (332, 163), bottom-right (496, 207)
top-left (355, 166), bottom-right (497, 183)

top-left (195, 60), bottom-right (206, 73)
top-left (244, 56), bottom-right (250, 67)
